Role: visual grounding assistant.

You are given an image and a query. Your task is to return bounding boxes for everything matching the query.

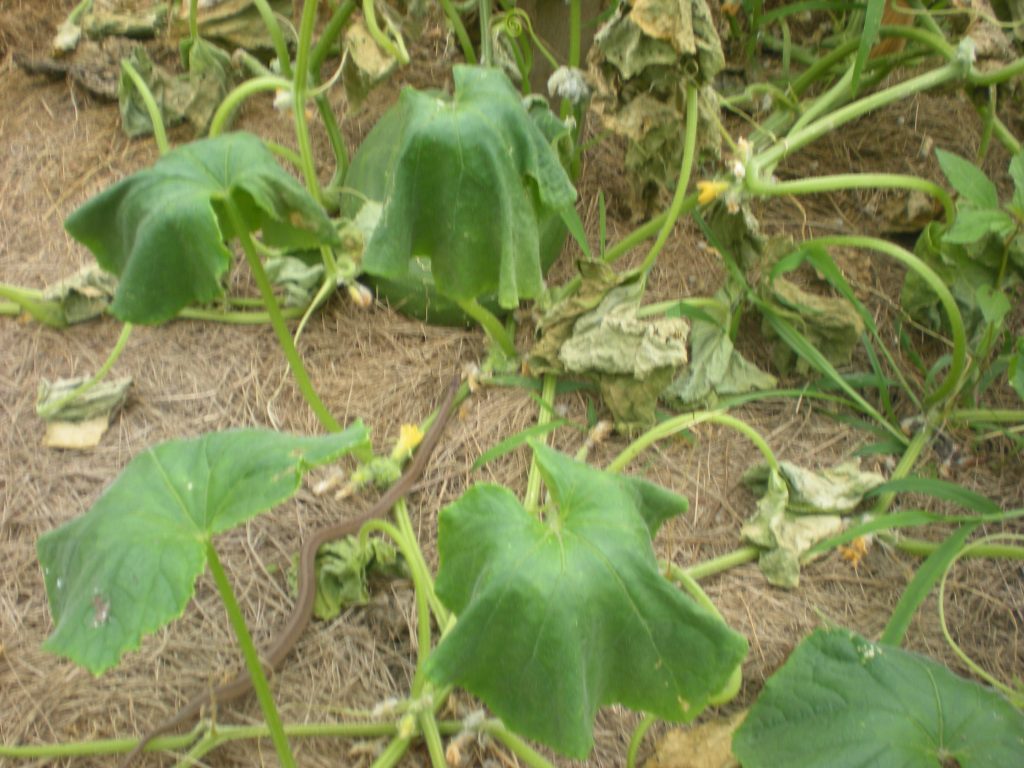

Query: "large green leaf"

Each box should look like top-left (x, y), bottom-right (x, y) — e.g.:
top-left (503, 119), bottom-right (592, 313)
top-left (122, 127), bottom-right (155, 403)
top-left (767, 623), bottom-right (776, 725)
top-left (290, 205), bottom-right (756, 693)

top-left (426, 442), bottom-right (747, 757)
top-left (343, 65), bottom-right (577, 309)
top-left (37, 425), bottom-right (369, 675)
top-left (64, 132), bottom-right (341, 324)
top-left (734, 628), bottom-right (1024, 767)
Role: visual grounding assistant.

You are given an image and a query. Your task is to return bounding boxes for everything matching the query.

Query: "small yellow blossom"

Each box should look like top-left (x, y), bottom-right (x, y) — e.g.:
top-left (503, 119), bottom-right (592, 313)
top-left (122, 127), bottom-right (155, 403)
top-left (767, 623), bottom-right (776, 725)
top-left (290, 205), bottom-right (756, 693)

top-left (391, 423), bottom-right (424, 460)
top-left (839, 536), bottom-right (871, 572)
top-left (697, 180), bottom-right (730, 206)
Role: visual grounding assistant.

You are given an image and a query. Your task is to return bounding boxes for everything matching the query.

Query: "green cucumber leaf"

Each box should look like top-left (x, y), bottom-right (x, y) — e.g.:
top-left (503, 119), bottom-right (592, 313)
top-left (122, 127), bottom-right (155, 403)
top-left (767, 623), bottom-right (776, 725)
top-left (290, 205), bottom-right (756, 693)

top-left (936, 148), bottom-right (999, 209)
top-left (343, 65), bottom-right (577, 309)
top-left (426, 442), bottom-right (747, 758)
top-left (733, 628), bottom-right (1024, 767)
top-left (64, 132), bottom-right (341, 324)
top-left (943, 208), bottom-right (1016, 245)
top-left (37, 425), bottom-right (370, 675)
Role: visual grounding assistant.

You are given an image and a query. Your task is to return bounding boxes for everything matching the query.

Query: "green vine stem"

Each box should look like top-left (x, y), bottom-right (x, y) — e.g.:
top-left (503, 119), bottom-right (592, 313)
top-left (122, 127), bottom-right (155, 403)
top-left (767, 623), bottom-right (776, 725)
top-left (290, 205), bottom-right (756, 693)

top-left (224, 196), bottom-right (343, 432)
top-left (749, 59), bottom-right (966, 176)
top-left (292, 0), bottom-right (325, 204)
top-left (607, 410), bottom-right (779, 475)
top-left (938, 533), bottom-right (1024, 703)
top-left (119, 60), bottom-right (169, 155)
top-left (480, 720), bottom-right (556, 768)
top-left (626, 714), bottom-right (656, 768)
top-left (250, 0), bottom-right (294, 77)
top-left (478, 0), bottom-right (493, 67)
top-left (0, 284), bottom-right (66, 327)
top-left (949, 408), bottom-right (1024, 424)
top-left (524, 374), bottom-right (557, 513)
top-left (369, 734), bottom-right (413, 768)
top-left (186, 0), bottom-right (198, 42)
top-left (0, 719), bottom-right (470, 762)
top-left (882, 533), bottom-right (1024, 562)
top-left (436, 0), bottom-right (476, 64)
top-left (208, 75), bottom-right (292, 137)
top-left (634, 83), bottom-right (700, 276)
top-left (205, 542), bottom-right (296, 768)
top-left (419, 701), bottom-right (447, 768)
top-left (745, 172), bottom-right (955, 226)
top-left (178, 305), bottom-right (305, 324)
top-left (665, 546), bottom-right (761, 583)
top-left (364, 0), bottom-right (409, 65)
top-left (36, 322), bottom-right (133, 419)
top-left (807, 235), bottom-right (967, 409)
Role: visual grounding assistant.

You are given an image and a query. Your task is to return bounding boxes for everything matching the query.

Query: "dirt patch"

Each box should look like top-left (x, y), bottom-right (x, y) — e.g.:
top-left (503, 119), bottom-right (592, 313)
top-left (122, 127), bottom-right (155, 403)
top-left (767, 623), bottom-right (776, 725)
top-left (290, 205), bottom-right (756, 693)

top-left (1, 3), bottom-right (1022, 768)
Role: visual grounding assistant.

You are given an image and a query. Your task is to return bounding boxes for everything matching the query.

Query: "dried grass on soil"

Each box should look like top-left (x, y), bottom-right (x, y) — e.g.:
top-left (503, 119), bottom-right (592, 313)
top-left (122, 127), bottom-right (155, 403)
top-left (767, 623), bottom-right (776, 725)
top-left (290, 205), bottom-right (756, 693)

top-left (2, 3), bottom-right (1022, 767)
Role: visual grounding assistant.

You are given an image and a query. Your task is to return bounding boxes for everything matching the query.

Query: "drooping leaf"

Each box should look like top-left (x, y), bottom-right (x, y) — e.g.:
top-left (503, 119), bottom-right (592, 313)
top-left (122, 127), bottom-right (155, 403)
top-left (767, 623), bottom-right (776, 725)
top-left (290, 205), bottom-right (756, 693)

top-left (665, 290), bottom-right (776, 407)
top-left (343, 65), bottom-right (576, 310)
top-left (118, 45), bottom-right (192, 138)
top-left (936, 148), bottom-right (999, 209)
top-left (764, 277), bottom-right (865, 375)
top-left (530, 264), bottom-right (688, 429)
top-left (168, 0), bottom-right (294, 52)
top-left (65, 132), bottom-right (341, 324)
top-left (588, 0), bottom-right (723, 211)
top-left (741, 460), bottom-right (884, 588)
top-left (42, 265), bottom-right (119, 325)
top-left (295, 535), bottom-right (404, 621)
top-left (340, 17), bottom-right (398, 108)
top-left (37, 425), bottom-right (369, 674)
top-left (427, 442), bottom-right (746, 758)
top-left (733, 628), bottom-right (1024, 767)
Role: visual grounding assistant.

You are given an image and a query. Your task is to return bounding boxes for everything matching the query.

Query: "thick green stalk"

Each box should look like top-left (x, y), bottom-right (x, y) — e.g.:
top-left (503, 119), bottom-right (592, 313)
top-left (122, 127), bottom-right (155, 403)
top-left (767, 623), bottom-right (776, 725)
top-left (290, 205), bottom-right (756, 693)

top-left (969, 55), bottom-right (1024, 88)
top-left (437, 0), bottom-right (477, 63)
top-left (608, 411), bottom-right (779, 475)
top-left (292, 0), bottom-right (324, 203)
top-left (950, 408), bottom-right (1024, 423)
top-left (419, 705), bottom-right (447, 768)
top-left (208, 76), bottom-right (292, 137)
top-left (635, 84), bottom-right (700, 276)
top-left (250, 0), bottom-right (293, 77)
top-left (746, 172), bottom-right (954, 225)
top-left (667, 546), bottom-right (761, 582)
top-left (455, 297), bottom-right (516, 357)
top-left (886, 534), bottom-right (1024, 561)
top-left (187, 0), bottom-right (198, 42)
top-left (364, 0), bottom-right (408, 64)
top-left (120, 60), bottom-right (169, 155)
top-left (627, 715), bottom-right (657, 768)
top-left (178, 306), bottom-right (305, 324)
top-left (478, 0), bottom-right (493, 66)
top-left (0, 283), bottom-right (65, 327)
top-left (225, 197), bottom-right (342, 432)
top-left (205, 542), bottom-right (296, 768)
top-left (37, 322), bottom-right (133, 419)
top-left (369, 735), bottom-right (413, 768)
top-left (480, 721), bottom-right (556, 768)
top-left (524, 374), bottom-right (557, 513)
top-left (751, 60), bottom-right (965, 173)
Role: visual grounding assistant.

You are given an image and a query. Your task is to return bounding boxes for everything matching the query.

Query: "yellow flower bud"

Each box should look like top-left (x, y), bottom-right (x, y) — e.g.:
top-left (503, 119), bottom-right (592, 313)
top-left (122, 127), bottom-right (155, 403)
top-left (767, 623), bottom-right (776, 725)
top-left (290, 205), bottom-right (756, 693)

top-left (391, 423), bottom-right (424, 461)
top-left (697, 180), bottom-right (730, 206)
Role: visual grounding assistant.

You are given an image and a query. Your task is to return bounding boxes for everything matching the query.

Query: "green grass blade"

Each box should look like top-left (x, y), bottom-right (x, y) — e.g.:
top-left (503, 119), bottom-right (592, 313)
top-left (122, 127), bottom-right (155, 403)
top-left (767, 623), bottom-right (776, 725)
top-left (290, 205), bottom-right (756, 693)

top-left (472, 420), bottom-right (571, 472)
top-left (866, 477), bottom-right (1002, 516)
top-left (881, 524), bottom-right (979, 647)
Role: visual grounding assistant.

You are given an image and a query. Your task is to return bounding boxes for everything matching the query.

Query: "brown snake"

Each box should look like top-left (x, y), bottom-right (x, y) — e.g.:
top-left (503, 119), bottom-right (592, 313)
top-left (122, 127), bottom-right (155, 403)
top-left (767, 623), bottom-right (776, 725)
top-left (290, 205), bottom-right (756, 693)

top-left (120, 377), bottom-right (461, 765)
